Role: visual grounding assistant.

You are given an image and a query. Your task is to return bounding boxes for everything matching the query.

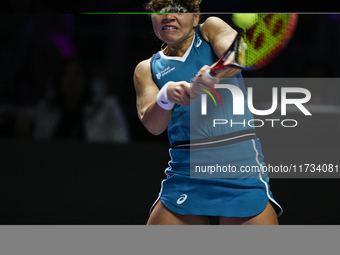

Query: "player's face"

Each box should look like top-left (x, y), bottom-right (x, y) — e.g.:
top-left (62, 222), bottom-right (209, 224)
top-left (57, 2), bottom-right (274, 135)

top-left (151, 13), bottom-right (199, 45)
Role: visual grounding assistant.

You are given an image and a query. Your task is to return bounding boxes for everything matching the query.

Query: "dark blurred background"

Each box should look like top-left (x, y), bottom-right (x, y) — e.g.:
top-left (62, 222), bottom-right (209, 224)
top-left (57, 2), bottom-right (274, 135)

top-left (1, 1), bottom-right (340, 224)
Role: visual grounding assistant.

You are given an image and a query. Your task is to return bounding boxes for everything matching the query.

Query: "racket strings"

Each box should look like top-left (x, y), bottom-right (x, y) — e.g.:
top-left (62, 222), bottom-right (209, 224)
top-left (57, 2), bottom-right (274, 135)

top-left (241, 14), bottom-right (297, 69)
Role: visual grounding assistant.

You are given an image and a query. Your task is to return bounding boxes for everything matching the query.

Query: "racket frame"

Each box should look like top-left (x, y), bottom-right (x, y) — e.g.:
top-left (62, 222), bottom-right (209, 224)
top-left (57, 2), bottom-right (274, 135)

top-left (206, 14), bottom-right (299, 77)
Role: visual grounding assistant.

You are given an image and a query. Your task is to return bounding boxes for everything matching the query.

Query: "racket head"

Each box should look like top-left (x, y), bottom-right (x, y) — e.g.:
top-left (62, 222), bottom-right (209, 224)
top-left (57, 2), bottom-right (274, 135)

top-left (235, 14), bottom-right (298, 70)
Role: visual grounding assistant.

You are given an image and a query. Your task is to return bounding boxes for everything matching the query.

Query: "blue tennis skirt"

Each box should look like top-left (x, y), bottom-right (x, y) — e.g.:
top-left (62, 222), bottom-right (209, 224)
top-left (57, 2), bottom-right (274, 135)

top-left (150, 138), bottom-right (283, 218)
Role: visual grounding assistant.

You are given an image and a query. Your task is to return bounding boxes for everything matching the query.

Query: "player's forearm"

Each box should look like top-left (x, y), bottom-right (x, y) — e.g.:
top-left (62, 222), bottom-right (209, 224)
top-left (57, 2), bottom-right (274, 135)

top-left (214, 67), bottom-right (242, 78)
top-left (208, 51), bottom-right (242, 79)
top-left (139, 101), bottom-right (172, 136)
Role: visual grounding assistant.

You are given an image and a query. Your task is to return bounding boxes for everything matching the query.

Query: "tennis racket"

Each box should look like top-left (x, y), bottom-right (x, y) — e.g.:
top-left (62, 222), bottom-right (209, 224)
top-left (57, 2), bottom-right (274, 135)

top-left (205, 14), bottom-right (298, 77)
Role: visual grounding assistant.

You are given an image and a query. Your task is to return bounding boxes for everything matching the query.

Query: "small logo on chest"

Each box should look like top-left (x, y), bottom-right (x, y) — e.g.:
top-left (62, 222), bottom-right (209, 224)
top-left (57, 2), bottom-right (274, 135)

top-left (196, 38), bottom-right (202, 47)
top-left (156, 66), bottom-right (176, 80)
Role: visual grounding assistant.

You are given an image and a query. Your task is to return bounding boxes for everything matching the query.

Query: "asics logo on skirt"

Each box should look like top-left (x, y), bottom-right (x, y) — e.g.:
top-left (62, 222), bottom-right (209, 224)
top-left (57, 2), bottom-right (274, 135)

top-left (177, 194), bottom-right (188, 204)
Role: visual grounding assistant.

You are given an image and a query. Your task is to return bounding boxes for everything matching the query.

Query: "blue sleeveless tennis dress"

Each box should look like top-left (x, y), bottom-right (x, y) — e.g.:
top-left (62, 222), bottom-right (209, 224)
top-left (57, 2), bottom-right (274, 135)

top-left (149, 25), bottom-right (282, 218)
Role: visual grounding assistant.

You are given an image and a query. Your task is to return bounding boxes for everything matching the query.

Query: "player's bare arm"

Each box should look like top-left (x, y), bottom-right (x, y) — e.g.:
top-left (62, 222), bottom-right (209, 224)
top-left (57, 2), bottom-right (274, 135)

top-left (199, 16), bottom-right (242, 78)
top-left (134, 59), bottom-right (199, 135)
top-left (134, 59), bottom-right (172, 135)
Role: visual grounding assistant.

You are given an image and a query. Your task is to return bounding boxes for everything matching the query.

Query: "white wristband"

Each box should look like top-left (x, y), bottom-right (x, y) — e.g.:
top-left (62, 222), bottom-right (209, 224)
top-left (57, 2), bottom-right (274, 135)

top-left (156, 81), bottom-right (175, 110)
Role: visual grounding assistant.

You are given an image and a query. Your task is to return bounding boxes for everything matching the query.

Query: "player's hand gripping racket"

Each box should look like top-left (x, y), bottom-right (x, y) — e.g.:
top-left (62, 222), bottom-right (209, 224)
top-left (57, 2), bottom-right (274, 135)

top-left (205, 14), bottom-right (298, 78)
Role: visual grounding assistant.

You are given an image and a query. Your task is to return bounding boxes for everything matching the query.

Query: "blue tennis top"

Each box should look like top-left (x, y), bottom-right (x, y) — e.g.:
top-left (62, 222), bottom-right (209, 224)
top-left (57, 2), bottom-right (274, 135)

top-left (150, 25), bottom-right (254, 147)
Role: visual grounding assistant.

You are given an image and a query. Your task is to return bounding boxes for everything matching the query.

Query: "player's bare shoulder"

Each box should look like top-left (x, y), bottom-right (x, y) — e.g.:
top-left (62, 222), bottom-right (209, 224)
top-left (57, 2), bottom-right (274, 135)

top-left (200, 16), bottom-right (236, 43)
top-left (202, 16), bottom-right (228, 28)
top-left (134, 58), bottom-right (153, 88)
top-left (200, 17), bottom-right (237, 58)
top-left (134, 58), bottom-right (151, 80)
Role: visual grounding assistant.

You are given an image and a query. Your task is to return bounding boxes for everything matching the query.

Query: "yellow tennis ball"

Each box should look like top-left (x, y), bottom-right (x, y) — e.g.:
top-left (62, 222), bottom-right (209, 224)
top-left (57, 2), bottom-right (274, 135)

top-left (232, 13), bottom-right (258, 29)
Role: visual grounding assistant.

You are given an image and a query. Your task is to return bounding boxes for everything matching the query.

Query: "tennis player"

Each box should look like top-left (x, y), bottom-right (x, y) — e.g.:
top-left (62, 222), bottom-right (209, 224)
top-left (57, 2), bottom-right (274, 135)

top-left (134, 0), bottom-right (282, 225)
